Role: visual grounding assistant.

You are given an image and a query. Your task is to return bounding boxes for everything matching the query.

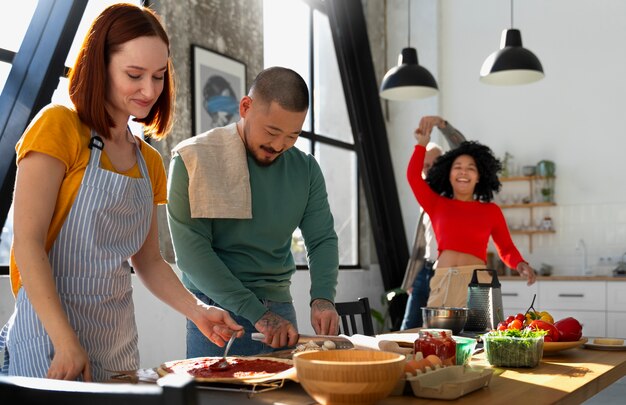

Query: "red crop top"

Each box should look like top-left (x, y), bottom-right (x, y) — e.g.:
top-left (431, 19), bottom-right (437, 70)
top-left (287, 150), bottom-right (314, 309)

top-left (407, 145), bottom-right (525, 269)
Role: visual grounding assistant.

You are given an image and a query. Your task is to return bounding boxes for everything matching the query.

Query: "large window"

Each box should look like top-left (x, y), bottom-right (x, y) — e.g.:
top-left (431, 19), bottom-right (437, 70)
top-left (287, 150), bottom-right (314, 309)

top-left (0, 0), bottom-right (142, 272)
top-left (264, 0), bottom-right (359, 267)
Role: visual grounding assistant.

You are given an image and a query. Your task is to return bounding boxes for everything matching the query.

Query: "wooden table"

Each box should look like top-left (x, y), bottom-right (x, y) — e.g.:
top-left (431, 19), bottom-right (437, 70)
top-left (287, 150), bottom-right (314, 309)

top-left (194, 346), bottom-right (626, 405)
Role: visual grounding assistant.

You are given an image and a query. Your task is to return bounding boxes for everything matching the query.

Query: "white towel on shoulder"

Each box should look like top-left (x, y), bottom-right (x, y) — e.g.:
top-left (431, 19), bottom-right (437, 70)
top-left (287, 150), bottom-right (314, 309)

top-left (172, 123), bottom-right (252, 218)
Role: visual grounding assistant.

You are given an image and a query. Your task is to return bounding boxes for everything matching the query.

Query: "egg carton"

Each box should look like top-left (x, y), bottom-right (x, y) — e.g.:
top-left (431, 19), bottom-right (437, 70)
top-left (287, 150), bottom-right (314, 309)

top-left (406, 366), bottom-right (493, 400)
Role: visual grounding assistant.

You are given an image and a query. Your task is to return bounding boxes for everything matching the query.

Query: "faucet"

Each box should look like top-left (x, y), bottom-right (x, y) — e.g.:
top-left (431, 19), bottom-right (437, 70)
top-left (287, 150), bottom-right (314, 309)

top-left (576, 239), bottom-right (589, 275)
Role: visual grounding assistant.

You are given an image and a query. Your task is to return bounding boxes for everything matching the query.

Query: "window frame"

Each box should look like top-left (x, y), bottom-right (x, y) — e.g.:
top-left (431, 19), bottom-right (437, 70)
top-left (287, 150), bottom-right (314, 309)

top-left (277, 1), bottom-right (361, 270)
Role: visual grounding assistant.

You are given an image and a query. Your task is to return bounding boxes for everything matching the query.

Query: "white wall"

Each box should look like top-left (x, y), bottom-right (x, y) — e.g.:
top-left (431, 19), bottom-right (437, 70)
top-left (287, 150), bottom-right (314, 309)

top-left (387, 0), bottom-right (626, 274)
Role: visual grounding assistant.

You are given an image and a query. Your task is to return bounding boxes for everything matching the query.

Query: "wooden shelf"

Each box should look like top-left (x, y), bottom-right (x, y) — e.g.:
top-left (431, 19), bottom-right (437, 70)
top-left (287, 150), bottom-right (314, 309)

top-left (500, 175), bottom-right (555, 182)
top-left (510, 230), bottom-right (556, 235)
top-left (498, 176), bottom-right (556, 253)
top-left (500, 202), bottom-right (557, 209)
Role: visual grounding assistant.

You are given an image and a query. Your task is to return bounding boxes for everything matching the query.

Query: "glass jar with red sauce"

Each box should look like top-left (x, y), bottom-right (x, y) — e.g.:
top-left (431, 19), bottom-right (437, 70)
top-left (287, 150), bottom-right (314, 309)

top-left (414, 329), bottom-right (456, 366)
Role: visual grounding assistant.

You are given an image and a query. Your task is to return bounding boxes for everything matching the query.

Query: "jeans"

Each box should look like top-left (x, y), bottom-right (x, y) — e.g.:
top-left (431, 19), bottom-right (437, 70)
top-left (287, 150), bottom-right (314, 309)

top-left (187, 291), bottom-right (298, 358)
top-left (400, 260), bottom-right (435, 330)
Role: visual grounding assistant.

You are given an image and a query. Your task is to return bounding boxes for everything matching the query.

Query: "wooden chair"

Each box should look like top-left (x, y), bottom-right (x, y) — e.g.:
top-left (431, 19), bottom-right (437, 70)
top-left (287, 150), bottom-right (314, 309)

top-left (0, 373), bottom-right (196, 405)
top-left (335, 297), bottom-right (375, 336)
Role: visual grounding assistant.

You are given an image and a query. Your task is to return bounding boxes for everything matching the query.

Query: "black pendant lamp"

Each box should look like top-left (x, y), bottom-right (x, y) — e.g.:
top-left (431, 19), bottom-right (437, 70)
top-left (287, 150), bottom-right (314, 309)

top-left (380, 0), bottom-right (438, 100)
top-left (480, 0), bottom-right (544, 85)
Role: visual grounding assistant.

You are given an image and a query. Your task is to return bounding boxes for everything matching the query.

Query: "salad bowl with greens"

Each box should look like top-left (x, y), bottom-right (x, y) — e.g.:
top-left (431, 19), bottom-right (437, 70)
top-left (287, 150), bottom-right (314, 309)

top-left (483, 329), bottom-right (547, 368)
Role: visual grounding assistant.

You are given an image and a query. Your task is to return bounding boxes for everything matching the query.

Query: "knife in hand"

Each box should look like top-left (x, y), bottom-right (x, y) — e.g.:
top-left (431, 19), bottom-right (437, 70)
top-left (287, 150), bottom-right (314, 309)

top-left (251, 333), bottom-right (354, 349)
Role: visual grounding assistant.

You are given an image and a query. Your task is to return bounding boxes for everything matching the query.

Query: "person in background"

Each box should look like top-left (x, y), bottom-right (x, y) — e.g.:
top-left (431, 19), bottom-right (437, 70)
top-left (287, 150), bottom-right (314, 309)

top-left (0, 4), bottom-right (241, 382)
top-left (408, 122), bottom-right (536, 309)
top-left (400, 116), bottom-right (466, 330)
top-left (167, 67), bottom-right (339, 357)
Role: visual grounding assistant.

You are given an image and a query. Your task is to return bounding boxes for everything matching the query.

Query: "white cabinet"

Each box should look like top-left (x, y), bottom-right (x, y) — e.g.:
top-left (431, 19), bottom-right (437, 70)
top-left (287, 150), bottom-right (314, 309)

top-left (606, 312), bottom-right (626, 338)
top-left (538, 281), bottom-right (606, 336)
top-left (501, 280), bottom-right (538, 316)
top-left (499, 279), bottom-right (626, 337)
top-left (607, 282), bottom-right (626, 338)
top-left (538, 281), bottom-right (605, 311)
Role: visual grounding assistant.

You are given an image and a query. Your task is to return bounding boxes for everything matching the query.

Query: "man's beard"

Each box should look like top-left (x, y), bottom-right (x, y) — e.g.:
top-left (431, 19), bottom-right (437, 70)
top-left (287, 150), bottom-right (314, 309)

top-left (243, 126), bottom-right (282, 166)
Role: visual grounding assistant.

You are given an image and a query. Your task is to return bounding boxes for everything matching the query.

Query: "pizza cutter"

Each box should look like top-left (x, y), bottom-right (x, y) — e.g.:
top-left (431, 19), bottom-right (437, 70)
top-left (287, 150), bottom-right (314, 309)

top-left (251, 333), bottom-right (354, 349)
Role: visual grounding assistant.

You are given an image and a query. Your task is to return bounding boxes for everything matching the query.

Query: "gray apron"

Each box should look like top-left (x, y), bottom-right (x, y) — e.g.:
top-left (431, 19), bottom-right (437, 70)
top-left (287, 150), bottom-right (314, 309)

top-left (0, 132), bottom-right (152, 381)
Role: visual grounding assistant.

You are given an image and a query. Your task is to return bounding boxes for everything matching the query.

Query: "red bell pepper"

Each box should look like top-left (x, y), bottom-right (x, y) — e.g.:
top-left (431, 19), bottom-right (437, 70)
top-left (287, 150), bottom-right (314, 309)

top-left (553, 317), bottom-right (583, 342)
top-left (526, 319), bottom-right (560, 342)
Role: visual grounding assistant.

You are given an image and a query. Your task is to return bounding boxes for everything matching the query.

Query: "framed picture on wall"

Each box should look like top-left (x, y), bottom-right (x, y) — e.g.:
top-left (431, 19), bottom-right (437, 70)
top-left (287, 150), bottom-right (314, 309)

top-left (191, 45), bottom-right (246, 135)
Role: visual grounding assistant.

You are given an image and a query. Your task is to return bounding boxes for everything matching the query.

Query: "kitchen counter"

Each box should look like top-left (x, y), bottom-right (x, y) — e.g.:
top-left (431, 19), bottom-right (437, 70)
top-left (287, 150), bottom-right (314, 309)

top-left (501, 275), bottom-right (626, 281)
top-left (2, 342), bottom-right (625, 404)
top-left (190, 344), bottom-right (626, 404)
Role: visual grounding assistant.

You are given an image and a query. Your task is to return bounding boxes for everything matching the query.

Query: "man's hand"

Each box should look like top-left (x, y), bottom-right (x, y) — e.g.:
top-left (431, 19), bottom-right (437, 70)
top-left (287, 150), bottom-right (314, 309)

top-left (417, 116), bottom-right (446, 138)
top-left (254, 311), bottom-right (298, 348)
top-left (311, 298), bottom-right (339, 335)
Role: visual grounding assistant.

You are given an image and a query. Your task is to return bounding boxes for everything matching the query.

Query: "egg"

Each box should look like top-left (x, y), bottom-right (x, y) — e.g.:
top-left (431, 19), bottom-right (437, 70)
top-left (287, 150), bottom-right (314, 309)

top-left (404, 360), bottom-right (419, 375)
top-left (413, 358), bottom-right (432, 372)
top-left (425, 354), bottom-right (443, 368)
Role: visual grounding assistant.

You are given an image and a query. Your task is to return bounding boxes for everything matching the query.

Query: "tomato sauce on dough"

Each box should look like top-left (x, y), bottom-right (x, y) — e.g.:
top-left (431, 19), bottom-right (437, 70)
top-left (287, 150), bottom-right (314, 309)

top-left (165, 358), bottom-right (292, 379)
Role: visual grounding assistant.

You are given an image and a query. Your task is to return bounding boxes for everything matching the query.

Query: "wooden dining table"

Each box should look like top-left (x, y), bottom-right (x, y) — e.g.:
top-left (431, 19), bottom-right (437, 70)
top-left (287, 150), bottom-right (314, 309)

top-left (193, 344), bottom-right (626, 405)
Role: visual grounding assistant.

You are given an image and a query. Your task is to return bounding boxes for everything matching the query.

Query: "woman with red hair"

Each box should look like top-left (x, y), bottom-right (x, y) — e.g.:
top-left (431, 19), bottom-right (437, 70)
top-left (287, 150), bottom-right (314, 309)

top-left (0, 3), bottom-right (241, 382)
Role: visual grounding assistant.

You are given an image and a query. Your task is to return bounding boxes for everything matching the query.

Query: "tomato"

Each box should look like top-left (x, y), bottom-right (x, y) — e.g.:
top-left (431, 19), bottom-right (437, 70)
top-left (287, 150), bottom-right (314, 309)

top-left (505, 315), bottom-right (515, 324)
top-left (508, 319), bottom-right (523, 330)
top-left (554, 317), bottom-right (583, 342)
top-left (526, 320), bottom-right (560, 342)
top-left (515, 313), bottom-right (526, 322)
top-left (544, 336), bottom-right (553, 342)
top-left (497, 322), bottom-right (508, 331)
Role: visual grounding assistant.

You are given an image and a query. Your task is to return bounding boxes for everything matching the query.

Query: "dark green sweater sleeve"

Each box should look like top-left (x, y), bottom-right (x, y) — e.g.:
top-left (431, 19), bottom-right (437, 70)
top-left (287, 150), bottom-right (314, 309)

top-left (299, 157), bottom-right (339, 304)
top-left (167, 154), bottom-right (268, 323)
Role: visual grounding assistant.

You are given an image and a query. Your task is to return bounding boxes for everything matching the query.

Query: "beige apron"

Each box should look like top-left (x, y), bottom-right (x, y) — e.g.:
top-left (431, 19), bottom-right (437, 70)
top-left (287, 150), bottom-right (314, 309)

top-left (427, 265), bottom-right (492, 308)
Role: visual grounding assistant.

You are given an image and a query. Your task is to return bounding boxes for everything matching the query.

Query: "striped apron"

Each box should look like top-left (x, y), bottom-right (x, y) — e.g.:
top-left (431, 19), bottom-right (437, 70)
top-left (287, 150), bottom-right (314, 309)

top-left (0, 132), bottom-right (152, 381)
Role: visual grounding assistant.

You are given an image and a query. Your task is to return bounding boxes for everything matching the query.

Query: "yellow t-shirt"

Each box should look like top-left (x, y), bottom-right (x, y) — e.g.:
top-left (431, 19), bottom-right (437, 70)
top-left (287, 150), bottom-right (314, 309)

top-left (10, 104), bottom-right (168, 295)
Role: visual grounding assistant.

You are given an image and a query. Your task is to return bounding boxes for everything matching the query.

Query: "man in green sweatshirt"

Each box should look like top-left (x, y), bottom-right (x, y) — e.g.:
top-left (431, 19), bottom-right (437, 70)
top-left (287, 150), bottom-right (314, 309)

top-left (167, 67), bottom-right (339, 357)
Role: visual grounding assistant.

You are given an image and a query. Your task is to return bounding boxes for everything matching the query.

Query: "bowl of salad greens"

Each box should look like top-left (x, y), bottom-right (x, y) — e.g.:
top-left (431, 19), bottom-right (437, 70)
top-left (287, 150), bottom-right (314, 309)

top-left (483, 329), bottom-right (546, 368)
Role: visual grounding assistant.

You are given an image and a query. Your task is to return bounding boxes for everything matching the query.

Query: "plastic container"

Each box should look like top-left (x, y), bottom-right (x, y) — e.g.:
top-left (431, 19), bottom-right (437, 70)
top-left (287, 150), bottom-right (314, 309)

top-left (483, 333), bottom-right (544, 367)
top-left (453, 336), bottom-right (477, 365)
top-left (414, 329), bottom-right (456, 366)
top-left (407, 366), bottom-right (494, 400)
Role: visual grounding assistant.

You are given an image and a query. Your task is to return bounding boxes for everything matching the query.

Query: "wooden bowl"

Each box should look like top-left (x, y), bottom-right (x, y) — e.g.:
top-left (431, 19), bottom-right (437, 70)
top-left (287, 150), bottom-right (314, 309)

top-left (293, 349), bottom-right (405, 405)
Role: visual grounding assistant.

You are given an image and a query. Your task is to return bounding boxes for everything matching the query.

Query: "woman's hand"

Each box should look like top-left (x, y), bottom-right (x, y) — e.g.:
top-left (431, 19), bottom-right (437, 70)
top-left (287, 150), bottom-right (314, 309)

top-left (517, 262), bottom-right (537, 285)
top-left (414, 127), bottom-right (431, 147)
top-left (192, 305), bottom-right (244, 347)
top-left (47, 339), bottom-right (92, 381)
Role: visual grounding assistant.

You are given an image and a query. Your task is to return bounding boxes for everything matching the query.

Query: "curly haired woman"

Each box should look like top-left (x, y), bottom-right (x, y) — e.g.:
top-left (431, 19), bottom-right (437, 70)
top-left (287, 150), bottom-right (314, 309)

top-left (408, 127), bottom-right (536, 308)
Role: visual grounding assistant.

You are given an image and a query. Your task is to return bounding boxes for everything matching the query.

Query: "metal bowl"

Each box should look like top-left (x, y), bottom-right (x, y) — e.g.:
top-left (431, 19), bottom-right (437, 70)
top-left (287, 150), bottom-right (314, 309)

top-left (421, 307), bottom-right (469, 334)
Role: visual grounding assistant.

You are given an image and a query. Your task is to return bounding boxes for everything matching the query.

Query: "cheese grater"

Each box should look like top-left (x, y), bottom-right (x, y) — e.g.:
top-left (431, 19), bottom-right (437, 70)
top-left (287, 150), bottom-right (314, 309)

top-left (464, 269), bottom-right (504, 332)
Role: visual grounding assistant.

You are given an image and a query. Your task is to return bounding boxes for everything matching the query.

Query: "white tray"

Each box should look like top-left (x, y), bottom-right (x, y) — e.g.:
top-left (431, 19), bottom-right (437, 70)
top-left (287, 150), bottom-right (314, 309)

top-left (407, 366), bottom-right (493, 400)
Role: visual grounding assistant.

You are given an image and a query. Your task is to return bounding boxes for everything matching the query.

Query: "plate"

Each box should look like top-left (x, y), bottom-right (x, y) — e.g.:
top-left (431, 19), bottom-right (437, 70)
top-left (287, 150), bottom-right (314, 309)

top-left (583, 337), bottom-right (626, 351)
top-left (376, 333), bottom-right (419, 348)
top-left (542, 338), bottom-right (588, 354)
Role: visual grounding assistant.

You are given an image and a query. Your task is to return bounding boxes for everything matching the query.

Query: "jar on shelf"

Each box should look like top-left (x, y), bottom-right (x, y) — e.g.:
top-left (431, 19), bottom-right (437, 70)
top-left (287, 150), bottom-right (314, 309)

top-left (414, 329), bottom-right (456, 366)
